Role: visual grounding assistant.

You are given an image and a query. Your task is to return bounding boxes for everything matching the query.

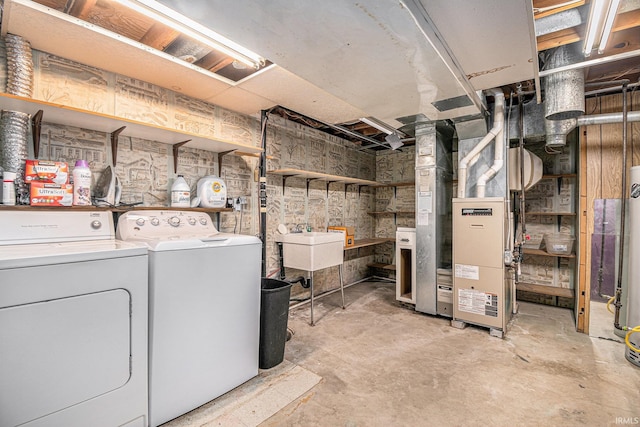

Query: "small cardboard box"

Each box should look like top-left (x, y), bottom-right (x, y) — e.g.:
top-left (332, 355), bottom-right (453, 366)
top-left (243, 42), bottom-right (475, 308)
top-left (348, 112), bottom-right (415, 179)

top-left (30, 182), bottom-right (74, 206)
top-left (328, 226), bottom-right (355, 247)
top-left (25, 160), bottom-right (69, 184)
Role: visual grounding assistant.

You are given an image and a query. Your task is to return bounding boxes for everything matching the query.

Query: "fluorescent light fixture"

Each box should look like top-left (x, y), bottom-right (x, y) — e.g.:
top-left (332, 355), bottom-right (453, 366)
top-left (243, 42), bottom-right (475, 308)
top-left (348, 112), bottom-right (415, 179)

top-left (112, 0), bottom-right (264, 68)
top-left (583, 0), bottom-right (620, 56)
top-left (360, 116), bottom-right (396, 135)
top-left (598, 0), bottom-right (621, 54)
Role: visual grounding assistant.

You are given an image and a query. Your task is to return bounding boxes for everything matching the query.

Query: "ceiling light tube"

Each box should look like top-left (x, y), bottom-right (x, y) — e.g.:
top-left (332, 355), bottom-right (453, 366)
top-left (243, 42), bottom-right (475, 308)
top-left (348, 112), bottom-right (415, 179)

top-left (597, 0), bottom-right (621, 54)
top-left (112, 0), bottom-right (264, 68)
top-left (583, 0), bottom-right (607, 56)
top-left (360, 116), bottom-right (396, 135)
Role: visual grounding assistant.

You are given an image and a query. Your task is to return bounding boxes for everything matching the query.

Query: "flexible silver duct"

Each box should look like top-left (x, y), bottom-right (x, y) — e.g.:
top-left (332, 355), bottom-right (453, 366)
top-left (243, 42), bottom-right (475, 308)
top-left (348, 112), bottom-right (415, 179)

top-left (1, 34), bottom-right (34, 204)
top-left (544, 44), bottom-right (585, 120)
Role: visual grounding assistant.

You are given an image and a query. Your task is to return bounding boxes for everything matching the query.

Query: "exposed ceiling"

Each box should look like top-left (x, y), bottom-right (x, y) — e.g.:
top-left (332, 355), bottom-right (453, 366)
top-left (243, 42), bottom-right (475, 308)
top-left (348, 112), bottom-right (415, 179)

top-left (2, 0), bottom-right (640, 150)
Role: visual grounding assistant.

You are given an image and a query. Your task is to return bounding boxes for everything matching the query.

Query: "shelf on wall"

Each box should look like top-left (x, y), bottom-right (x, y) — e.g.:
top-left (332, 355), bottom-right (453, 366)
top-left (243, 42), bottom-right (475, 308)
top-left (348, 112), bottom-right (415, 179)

top-left (373, 181), bottom-right (415, 188)
top-left (0, 205), bottom-right (233, 213)
top-left (541, 173), bottom-right (577, 179)
top-left (268, 168), bottom-right (379, 186)
top-left (346, 237), bottom-right (395, 250)
top-left (0, 93), bottom-right (262, 155)
top-left (517, 282), bottom-right (574, 298)
top-left (523, 248), bottom-right (576, 258)
top-left (368, 211), bottom-right (415, 215)
top-left (367, 262), bottom-right (396, 271)
top-left (525, 212), bottom-right (576, 216)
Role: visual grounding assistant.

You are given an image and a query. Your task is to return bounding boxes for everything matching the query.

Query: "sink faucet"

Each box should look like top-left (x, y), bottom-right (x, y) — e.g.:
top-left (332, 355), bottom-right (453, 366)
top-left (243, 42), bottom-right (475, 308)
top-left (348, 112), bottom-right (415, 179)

top-left (293, 223), bottom-right (305, 233)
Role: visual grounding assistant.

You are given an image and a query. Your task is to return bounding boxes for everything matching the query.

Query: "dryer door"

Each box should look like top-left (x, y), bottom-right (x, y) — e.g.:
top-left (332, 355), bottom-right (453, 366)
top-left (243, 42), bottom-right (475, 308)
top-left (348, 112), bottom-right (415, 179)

top-left (0, 289), bottom-right (131, 427)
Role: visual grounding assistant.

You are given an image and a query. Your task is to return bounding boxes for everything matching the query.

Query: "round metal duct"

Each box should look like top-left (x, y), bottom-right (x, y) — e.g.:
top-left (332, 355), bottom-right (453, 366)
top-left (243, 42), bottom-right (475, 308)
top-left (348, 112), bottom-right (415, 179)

top-left (544, 44), bottom-right (585, 121)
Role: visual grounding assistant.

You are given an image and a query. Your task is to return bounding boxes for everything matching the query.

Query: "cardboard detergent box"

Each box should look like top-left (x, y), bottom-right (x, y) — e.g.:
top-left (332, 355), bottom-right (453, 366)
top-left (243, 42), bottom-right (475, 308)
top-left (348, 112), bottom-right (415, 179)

top-left (328, 226), bottom-right (355, 247)
top-left (30, 182), bottom-right (74, 206)
top-left (25, 160), bottom-right (69, 184)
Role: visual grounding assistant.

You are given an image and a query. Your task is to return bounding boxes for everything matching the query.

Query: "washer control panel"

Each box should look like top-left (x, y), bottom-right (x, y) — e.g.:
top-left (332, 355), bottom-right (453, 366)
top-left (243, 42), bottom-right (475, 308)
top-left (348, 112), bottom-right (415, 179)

top-left (116, 210), bottom-right (218, 241)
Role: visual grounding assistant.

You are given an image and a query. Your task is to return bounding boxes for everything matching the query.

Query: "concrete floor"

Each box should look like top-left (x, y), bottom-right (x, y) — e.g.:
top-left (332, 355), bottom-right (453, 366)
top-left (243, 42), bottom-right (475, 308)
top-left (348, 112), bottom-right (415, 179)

top-left (262, 280), bottom-right (640, 427)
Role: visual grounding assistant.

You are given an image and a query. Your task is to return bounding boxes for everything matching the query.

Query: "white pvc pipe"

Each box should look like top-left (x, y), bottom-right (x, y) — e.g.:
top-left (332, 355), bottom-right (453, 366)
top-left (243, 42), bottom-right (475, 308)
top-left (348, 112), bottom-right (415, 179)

top-left (477, 91), bottom-right (505, 197)
top-left (458, 88), bottom-right (505, 198)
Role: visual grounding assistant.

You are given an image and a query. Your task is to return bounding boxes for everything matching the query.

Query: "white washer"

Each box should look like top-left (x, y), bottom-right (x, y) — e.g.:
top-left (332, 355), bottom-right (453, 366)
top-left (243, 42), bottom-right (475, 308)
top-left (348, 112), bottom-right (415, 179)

top-left (0, 210), bottom-right (148, 427)
top-left (116, 210), bottom-right (261, 427)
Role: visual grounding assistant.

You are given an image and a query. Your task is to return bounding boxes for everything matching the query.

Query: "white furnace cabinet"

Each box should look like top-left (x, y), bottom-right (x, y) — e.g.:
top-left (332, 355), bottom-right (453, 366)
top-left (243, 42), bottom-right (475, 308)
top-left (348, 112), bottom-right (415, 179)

top-left (452, 198), bottom-right (513, 337)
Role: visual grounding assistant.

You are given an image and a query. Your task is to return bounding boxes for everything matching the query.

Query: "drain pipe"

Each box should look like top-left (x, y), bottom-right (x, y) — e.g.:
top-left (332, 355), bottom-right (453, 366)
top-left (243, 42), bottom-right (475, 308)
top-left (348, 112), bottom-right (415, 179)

top-left (614, 83), bottom-right (629, 332)
top-left (476, 90), bottom-right (506, 198)
top-left (458, 88), bottom-right (505, 198)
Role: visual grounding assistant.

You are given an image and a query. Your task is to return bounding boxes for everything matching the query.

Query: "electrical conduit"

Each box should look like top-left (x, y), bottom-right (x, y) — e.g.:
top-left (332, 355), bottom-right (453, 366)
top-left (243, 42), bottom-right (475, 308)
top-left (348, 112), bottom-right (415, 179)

top-left (458, 88), bottom-right (505, 198)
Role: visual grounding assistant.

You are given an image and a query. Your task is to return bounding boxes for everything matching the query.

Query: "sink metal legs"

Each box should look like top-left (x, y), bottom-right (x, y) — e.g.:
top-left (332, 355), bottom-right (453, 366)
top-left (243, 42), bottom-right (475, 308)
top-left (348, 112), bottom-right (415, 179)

top-left (308, 264), bottom-right (345, 326)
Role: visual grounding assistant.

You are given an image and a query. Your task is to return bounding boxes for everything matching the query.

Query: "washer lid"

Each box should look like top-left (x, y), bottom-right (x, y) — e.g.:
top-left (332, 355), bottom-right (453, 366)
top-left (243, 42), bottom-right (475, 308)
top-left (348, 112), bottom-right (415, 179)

top-left (0, 240), bottom-right (147, 269)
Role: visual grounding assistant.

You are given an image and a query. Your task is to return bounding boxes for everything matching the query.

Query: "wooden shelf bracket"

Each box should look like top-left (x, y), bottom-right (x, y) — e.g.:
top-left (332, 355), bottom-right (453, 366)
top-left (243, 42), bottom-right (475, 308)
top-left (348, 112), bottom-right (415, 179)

top-left (31, 109), bottom-right (43, 159)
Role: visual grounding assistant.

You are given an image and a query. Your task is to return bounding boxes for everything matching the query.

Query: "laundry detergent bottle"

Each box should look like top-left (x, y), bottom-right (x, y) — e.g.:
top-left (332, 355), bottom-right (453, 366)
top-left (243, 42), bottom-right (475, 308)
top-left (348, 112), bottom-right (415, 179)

top-left (171, 175), bottom-right (190, 207)
top-left (72, 160), bottom-right (92, 206)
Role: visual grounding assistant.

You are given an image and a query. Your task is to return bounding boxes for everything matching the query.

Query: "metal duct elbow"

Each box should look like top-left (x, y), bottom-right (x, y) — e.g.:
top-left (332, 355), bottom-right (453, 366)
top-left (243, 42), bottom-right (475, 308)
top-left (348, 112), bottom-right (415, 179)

top-left (545, 118), bottom-right (577, 147)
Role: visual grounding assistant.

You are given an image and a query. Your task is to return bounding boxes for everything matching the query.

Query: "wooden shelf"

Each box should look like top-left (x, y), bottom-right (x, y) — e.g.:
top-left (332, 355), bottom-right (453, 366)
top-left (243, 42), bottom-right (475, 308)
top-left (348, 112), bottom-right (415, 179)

top-left (525, 212), bottom-right (576, 216)
top-left (268, 168), bottom-right (379, 186)
top-left (368, 211), bottom-right (415, 215)
top-left (523, 248), bottom-right (575, 258)
top-left (346, 237), bottom-right (395, 250)
top-left (517, 282), bottom-right (574, 298)
top-left (542, 173), bottom-right (577, 179)
top-left (0, 93), bottom-right (262, 155)
top-left (367, 262), bottom-right (396, 271)
top-left (373, 181), bottom-right (415, 188)
top-left (0, 205), bottom-right (232, 213)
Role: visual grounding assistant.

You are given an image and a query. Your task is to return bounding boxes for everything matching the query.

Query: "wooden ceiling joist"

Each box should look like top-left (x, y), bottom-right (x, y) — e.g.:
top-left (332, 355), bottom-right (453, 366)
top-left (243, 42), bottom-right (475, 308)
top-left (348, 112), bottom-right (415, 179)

top-left (537, 9), bottom-right (640, 52)
top-left (140, 23), bottom-right (181, 51)
top-left (65, 0), bottom-right (97, 20)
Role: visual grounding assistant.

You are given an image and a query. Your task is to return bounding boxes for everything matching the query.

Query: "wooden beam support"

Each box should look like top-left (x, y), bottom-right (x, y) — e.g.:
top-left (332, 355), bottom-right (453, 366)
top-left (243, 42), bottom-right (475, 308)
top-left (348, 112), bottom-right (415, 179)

top-left (65, 0), bottom-right (97, 20)
top-left (537, 10), bottom-right (640, 52)
top-left (533, 0), bottom-right (585, 20)
top-left (139, 22), bottom-right (181, 51)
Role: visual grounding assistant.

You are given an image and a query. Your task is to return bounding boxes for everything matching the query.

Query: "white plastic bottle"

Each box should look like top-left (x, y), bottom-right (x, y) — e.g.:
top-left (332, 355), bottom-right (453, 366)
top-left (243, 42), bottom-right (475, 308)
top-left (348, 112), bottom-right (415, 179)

top-left (2, 171), bottom-right (16, 205)
top-left (171, 175), bottom-right (190, 207)
top-left (72, 160), bottom-right (92, 206)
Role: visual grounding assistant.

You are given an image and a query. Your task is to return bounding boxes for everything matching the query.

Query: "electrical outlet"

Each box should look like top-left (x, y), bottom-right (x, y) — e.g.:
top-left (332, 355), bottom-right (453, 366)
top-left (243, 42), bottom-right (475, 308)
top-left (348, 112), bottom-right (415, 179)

top-left (239, 196), bottom-right (247, 205)
top-left (233, 197), bottom-right (242, 211)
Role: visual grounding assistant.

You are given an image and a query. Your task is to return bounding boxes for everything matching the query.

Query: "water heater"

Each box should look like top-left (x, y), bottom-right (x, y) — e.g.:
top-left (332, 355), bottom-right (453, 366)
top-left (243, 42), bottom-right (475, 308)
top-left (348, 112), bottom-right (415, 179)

top-left (625, 166), bottom-right (640, 367)
top-left (452, 197), bottom-right (512, 337)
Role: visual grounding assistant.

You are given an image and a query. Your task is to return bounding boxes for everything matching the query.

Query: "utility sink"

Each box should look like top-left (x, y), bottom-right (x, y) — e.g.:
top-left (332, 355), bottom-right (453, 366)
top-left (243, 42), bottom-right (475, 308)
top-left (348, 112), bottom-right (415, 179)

top-left (276, 232), bottom-right (344, 271)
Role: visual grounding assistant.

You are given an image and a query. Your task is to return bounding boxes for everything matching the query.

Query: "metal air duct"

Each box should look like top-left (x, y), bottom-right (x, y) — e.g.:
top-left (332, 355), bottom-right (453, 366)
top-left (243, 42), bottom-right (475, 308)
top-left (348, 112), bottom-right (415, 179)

top-left (0, 34), bottom-right (34, 204)
top-left (544, 44), bottom-right (585, 120)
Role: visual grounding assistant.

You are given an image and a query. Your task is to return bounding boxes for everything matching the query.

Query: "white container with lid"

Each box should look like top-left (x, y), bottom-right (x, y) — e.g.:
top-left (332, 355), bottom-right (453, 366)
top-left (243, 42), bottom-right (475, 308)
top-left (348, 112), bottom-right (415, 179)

top-left (171, 175), bottom-right (191, 207)
top-left (2, 171), bottom-right (16, 205)
top-left (196, 176), bottom-right (227, 208)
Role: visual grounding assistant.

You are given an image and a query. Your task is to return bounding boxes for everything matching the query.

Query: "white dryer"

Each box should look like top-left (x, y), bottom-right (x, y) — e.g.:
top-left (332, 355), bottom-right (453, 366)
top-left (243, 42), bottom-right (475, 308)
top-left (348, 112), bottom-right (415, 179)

top-left (117, 210), bottom-right (261, 427)
top-left (0, 210), bottom-right (148, 427)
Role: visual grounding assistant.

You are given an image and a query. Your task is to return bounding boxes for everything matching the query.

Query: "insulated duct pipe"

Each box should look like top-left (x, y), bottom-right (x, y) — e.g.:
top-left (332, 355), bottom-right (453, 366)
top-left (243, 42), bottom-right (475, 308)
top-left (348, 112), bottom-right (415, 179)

top-left (458, 88), bottom-right (505, 198)
top-left (544, 44), bottom-right (584, 120)
top-left (547, 110), bottom-right (640, 145)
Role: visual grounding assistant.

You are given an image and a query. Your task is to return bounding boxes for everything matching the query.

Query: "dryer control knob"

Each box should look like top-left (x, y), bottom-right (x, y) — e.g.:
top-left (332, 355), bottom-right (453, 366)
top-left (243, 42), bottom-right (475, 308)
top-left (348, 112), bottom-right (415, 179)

top-left (136, 218), bottom-right (145, 226)
top-left (168, 216), bottom-right (181, 227)
top-left (188, 217), bottom-right (196, 225)
top-left (91, 220), bottom-right (102, 229)
top-left (150, 217), bottom-right (160, 226)
top-left (199, 217), bottom-right (208, 225)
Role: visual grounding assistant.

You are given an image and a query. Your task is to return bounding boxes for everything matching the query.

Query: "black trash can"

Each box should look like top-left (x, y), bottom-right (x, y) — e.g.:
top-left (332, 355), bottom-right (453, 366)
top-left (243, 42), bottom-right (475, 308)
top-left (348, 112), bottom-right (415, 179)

top-left (259, 278), bottom-right (292, 369)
